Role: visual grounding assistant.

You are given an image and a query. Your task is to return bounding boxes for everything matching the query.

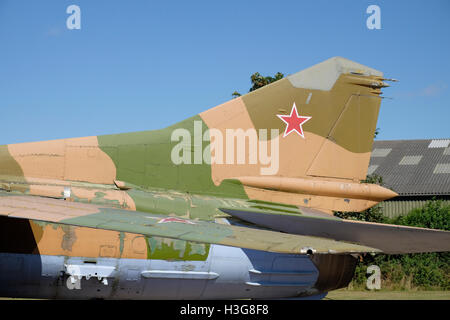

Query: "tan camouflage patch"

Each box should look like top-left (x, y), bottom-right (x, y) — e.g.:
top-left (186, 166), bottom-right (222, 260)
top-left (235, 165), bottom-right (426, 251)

top-left (242, 186), bottom-right (378, 213)
top-left (200, 97), bottom-right (261, 185)
top-left (306, 139), bottom-right (371, 181)
top-left (64, 136), bottom-right (116, 184)
top-left (0, 195), bottom-right (101, 221)
top-left (8, 139), bottom-right (65, 180)
top-left (7, 136), bottom-right (116, 184)
top-left (70, 187), bottom-right (136, 210)
top-left (31, 221), bottom-right (147, 259)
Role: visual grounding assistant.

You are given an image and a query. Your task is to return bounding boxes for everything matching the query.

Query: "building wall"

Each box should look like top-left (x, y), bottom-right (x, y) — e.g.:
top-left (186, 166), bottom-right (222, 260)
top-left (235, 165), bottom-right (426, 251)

top-left (379, 196), bottom-right (450, 219)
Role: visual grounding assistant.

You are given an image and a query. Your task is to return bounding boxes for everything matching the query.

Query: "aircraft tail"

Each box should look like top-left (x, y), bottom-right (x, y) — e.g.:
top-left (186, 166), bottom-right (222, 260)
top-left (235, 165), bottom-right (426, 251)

top-left (200, 56), bottom-right (388, 182)
top-left (199, 57), bottom-right (396, 211)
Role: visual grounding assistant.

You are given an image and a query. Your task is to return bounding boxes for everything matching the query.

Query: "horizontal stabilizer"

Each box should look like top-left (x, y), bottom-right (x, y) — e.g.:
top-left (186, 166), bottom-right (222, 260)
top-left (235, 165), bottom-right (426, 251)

top-left (221, 207), bottom-right (450, 254)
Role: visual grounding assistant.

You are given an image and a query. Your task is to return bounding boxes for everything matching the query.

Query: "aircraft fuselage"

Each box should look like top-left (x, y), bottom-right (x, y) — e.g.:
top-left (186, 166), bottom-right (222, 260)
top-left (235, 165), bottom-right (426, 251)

top-left (0, 216), bottom-right (354, 299)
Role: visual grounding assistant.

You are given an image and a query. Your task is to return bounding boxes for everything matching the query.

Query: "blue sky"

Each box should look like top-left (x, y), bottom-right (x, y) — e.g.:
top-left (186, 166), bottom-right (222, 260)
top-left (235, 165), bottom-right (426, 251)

top-left (0, 0), bottom-right (449, 144)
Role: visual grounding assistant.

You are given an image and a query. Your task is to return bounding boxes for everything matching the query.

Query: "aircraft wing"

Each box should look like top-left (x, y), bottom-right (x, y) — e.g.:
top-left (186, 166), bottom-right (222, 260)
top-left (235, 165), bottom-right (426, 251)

top-left (220, 206), bottom-right (450, 254)
top-left (0, 192), bottom-right (379, 255)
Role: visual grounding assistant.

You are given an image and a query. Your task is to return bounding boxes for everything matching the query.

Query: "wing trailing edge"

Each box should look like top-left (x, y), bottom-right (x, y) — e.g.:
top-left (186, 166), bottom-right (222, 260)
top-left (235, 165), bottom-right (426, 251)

top-left (221, 207), bottom-right (450, 254)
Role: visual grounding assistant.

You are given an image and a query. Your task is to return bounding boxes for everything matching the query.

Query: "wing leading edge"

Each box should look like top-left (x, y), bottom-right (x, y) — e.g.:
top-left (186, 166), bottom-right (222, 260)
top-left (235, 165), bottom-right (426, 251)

top-left (0, 192), bottom-right (379, 255)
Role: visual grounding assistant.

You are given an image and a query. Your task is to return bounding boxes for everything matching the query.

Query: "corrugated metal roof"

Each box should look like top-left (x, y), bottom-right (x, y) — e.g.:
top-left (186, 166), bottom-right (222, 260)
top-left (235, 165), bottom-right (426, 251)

top-left (369, 139), bottom-right (450, 196)
top-left (428, 139), bottom-right (450, 148)
top-left (434, 163), bottom-right (450, 174)
top-left (371, 148), bottom-right (392, 157)
top-left (399, 155), bottom-right (422, 165)
top-left (367, 164), bottom-right (379, 175)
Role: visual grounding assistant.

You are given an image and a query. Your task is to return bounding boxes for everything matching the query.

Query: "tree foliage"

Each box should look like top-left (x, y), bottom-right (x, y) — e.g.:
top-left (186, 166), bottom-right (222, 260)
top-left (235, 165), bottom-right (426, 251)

top-left (374, 127), bottom-right (380, 138)
top-left (249, 72), bottom-right (284, 92)
top-left (349, 199), bottom-right (450, 290)
top-left (335, 174), bottom-right (450, 290)
top-left (391, 199), bottom-right (450, 231)
top-left (232, 72), bottom-right (284, 97)
top-left (231, 91), bottom-right (242, 98)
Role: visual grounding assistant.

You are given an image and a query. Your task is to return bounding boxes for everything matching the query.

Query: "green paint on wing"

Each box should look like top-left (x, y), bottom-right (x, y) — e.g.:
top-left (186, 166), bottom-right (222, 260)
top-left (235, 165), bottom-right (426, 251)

top-left (61, 207), bottom-right (234, 246)
top-left (94, 192), bottom-right (122, 208)
top-left (146, 236), bottom-right (210, 261)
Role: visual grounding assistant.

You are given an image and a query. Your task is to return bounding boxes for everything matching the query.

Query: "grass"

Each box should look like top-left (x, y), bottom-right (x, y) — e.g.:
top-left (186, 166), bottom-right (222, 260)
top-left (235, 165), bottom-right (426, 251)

top-left (1, 290), bottom-right (449, 300)
top-left (325, 289), bottom-right (450, 300)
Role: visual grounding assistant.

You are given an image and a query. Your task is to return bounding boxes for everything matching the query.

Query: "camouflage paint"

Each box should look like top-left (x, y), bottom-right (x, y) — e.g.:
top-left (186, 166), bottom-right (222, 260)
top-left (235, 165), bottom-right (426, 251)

top-left (0, 194), bottom-right (380, 255)
top-left (97, 115), bottom-right (249, 199)
top-left (0, 57), bottom-right (397, 262)
top-left (0, 58), bottom-right (396, 216)
top-left (0, 145), bottom-right (26, 183)
top-left (147, 237), bottom-right (210, 261)
top-left (1, 218), bottom-right (207, 261)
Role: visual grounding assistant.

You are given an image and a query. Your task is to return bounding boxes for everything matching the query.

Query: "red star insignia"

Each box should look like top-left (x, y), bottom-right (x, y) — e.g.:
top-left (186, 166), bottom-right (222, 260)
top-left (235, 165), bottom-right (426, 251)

top-left (157, 217), bottom-right (196, 225)
top-left (277, 103), bottom-right (312, 138)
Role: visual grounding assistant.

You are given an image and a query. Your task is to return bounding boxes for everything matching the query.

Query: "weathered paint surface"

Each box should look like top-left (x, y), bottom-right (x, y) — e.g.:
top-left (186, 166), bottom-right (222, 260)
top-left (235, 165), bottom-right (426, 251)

top-left (0, 57), bottom-right (394, 264)
top-left (0, 216), bottom-right (209, 261)
top-left (5, 57), bottom-right (445, 300)
top-left (147, 237), bottom-right (210, 261)
top-left (0, 57), bottom-right (395, 217)
top-left (0, 193), bottom-right (380, 255)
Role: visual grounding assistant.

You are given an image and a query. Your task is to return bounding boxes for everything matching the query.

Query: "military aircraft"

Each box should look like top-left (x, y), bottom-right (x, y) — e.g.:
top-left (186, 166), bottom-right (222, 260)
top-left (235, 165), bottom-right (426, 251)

top-left (0, 57), bottom-right (449, 299)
